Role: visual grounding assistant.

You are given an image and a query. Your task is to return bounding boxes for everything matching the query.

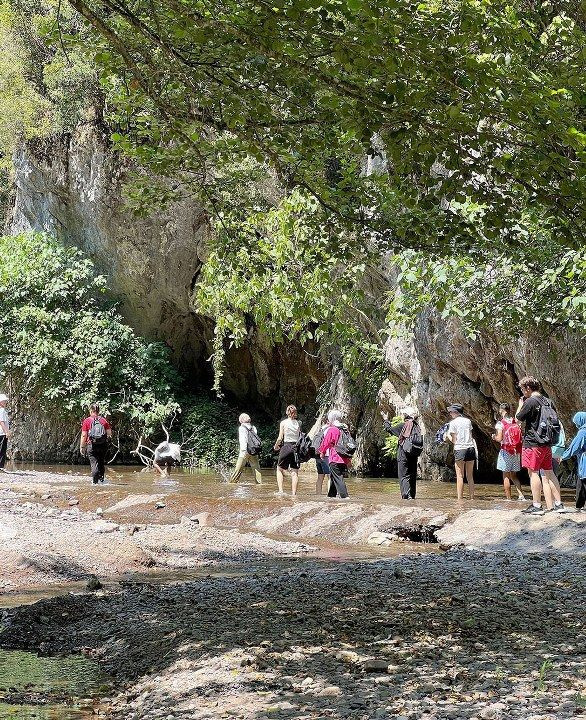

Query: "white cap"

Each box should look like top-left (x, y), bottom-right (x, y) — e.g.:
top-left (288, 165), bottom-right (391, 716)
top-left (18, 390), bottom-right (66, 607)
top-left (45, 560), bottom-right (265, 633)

top-left (0, 394), bottom-right (8, 403)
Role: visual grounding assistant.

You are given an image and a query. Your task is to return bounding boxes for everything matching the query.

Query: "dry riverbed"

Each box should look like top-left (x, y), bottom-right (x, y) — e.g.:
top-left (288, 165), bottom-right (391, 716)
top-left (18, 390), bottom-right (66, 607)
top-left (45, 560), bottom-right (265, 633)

top-left (0, 468), bottom-right (585, 719)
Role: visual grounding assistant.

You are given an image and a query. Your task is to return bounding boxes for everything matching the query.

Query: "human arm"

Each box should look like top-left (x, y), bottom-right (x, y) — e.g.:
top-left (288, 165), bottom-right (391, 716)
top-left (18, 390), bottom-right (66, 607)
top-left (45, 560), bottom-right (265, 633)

top-left (561, 432), bottom-right (586, 462)
top-left (515, 397), bottom-right (530, 421)
top-left (80, 429), bottom-right (88, 455)
top-left (0, 420), bottom-right (10, 437)
top-left (274, 421), bottom-right (284, 451)
top-left (383, 420), bottom-right (404, 437)
top-left (238, 426), bottom-right (248, 456)
top-left (319, 426), bottom-right (338, 458)
top-left (492, 422), bottom-right (503, 443)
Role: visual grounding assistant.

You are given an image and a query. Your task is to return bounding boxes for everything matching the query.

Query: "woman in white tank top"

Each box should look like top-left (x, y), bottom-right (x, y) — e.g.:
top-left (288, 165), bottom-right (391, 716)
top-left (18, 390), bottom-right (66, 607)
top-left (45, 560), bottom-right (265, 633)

top-left (274, 405), bottom-right (301, 496)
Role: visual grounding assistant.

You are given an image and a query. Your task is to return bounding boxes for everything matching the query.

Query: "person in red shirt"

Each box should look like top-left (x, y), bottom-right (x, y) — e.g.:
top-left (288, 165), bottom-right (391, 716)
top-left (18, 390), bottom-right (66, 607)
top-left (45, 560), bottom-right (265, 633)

top-left (80, 403), bottom-right (112, 484)
top-left (318, 410), bottom-right (351, 499)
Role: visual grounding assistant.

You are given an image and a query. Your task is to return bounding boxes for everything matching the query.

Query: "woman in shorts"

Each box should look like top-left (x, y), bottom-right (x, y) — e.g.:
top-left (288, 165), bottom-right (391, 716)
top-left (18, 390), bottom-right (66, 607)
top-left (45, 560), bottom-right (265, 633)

top-left (274, 405), bottom-right (301, 496)
top-left (492, 403), bottom-right (525, 501)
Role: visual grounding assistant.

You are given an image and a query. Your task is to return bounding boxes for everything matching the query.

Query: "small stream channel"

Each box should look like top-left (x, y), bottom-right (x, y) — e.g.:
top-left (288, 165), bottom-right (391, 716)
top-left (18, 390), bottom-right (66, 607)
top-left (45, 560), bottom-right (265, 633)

top-left (0, 649), bottom-right (112, 718)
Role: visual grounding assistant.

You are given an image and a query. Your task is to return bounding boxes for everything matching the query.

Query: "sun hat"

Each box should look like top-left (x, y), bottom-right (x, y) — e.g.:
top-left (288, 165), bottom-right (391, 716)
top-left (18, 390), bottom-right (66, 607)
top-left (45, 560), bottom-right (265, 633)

top-left (0, 394), bottom-right (8, 403)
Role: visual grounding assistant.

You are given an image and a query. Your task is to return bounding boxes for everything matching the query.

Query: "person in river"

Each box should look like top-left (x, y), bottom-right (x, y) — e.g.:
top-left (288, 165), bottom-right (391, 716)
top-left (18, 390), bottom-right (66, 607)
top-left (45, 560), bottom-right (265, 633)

top-left (318, 409), bottom-right (351, 499)
top-left (312, 417), bottom-right (331, 495)
top-left (153, 440), bottom-right (182, 478)
top-left (560, 412), bottom-right (586, 512)
top-left (0, 393), bottom-right (11, 472)
top-left (446, 404), bottom-right (476, 500)
top-left (492, 403), bottom-right (526, 502)
top-left (383, 407), bottom-right (422, 500)
top-left (229, 413), bottom-right (262, 484)
top-left (515, 376), bottom-right (566, 515)
top-left (274, 405), bottom-right (301, 496)
top-left (80, 403), bottom-right (112, 484)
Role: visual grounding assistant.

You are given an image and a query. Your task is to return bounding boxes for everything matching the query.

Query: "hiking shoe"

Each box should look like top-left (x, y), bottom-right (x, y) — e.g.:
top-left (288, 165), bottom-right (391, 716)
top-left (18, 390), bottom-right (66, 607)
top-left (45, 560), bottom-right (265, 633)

top-left (522, 504), bottom-right (545, 516)
top-left (554, 502), bottom-right (568, 513)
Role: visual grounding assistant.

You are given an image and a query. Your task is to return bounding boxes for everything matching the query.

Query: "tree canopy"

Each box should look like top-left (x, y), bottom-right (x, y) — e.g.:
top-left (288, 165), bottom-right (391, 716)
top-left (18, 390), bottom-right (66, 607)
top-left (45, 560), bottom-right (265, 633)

top-left (3, 0), bottom-right (586, 383)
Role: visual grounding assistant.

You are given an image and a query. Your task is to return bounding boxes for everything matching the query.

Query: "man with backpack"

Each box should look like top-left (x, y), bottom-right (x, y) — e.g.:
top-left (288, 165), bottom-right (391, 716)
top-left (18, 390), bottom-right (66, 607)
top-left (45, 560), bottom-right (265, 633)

top-left (229, 413), bottom-right (263, 484)
top-left (515, 376), bottom-right (566, 515)
top-left (318, 409), bottom-right (354, 499)
top-left (383, 407), bottom-right (423, 500)
top-left (492, 403), bottom-right (525, 501)
top-left (80, 403), bottom-right (112, 484)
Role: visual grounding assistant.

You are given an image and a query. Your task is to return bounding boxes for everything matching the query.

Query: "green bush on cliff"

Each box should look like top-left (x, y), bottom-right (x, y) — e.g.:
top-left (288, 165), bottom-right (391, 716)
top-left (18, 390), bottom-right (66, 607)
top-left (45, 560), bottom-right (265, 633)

top-left (0, 232), bottom-right (179, 440)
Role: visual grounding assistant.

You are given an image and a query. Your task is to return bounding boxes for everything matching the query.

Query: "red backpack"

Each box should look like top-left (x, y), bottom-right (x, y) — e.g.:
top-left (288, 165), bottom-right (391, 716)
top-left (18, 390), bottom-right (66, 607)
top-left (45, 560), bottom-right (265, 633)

top-left (501, 418), bottom-right (522, 454)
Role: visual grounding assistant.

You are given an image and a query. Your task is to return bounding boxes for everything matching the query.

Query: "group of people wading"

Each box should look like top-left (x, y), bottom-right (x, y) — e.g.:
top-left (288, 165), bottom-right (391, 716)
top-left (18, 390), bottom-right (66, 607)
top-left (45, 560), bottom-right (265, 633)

top-left (1, 373), bottom-right (584, 513)
top-left (227, 375), bottom-right (586, 513)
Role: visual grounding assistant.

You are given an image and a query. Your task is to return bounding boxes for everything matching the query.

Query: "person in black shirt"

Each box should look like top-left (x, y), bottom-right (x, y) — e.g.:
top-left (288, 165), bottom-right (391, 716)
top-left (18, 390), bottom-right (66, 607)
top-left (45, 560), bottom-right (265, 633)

top-left (516, 376), bottom-right (565, 516)
top-left (383, 408), bottom-right (420, 499)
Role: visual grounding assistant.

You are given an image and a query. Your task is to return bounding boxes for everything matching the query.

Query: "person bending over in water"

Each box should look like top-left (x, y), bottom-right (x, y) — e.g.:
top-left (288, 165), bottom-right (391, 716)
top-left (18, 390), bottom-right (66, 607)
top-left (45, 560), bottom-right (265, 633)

top-left (274, 405), bottom-right (301, 496)
top-left (492, 403), bottom-right (525, 502)
top-left (153, 441), bottom-right (181, 478)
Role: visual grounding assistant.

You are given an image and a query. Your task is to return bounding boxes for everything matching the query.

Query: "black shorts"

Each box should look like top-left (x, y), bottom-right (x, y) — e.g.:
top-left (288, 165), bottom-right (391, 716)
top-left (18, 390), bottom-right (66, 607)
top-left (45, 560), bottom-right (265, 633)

top-left (156, 456), bottom-right (176, 468)
top-left (454, 447), bottom-right (476, 462)
top-left (315, 457), bottom-right (330, 475)
top-left (278, 442), bottom-right (299, 470)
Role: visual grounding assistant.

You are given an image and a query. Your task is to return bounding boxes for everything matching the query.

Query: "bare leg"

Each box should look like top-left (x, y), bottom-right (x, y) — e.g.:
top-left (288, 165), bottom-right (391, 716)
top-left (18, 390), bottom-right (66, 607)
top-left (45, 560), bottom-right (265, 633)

top-left (276, 466), bottom-right (285, 493)
top-left (316, 473), bottom-right (325, 494)
top-left (465, 460), bottom-right (475, 499)
top-left (455, 461), bottom-right (465, 500)
top-left (542, 469), bottom-right (561, 508)
top-left (529, 471), bottom-right (543, 505)
top-left (503, 473), bottom-right (512, 500)
top-left (291, 470), bottom-right (299, 497)
top-left (510, 472), bottom-right (524, 498)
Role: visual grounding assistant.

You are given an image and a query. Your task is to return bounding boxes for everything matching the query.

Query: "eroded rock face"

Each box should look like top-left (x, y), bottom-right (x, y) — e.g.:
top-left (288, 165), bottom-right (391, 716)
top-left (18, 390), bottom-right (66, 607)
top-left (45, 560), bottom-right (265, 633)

top-left (10, 124), bottom-right (324, 422)
top-left (9, 125), bottom-right (586, 475)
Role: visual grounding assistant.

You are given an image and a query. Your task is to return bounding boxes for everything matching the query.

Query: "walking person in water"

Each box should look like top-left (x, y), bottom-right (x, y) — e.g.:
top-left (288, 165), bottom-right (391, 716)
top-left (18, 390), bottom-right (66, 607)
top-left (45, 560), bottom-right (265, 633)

top-left (492, 403), bottom-right (526, 501)
top-left (515, 376), bottom-right (566, 515)
top-left (446, 404), bottom-right (476, 500)
top-left (0, 393), bottom-right (11, 472)
top-left (383, 407), bottom-right (422, 500)
top-left (561, 412), bottom-right (586, 512)
top-left (229, 413), bottom-right (262, 484)
top-left (274, 405), bottom-right (301, 496)
top-left (312, 417), bottom-right (331, 494)
top-left (318, 410), bottom-right (351, 499)
top-left (80, 403), bottom-right (112, 484)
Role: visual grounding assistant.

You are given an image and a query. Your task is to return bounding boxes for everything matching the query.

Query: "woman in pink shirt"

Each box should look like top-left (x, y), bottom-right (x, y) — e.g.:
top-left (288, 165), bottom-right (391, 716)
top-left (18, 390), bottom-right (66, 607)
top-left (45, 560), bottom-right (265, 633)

top-left (318, 410), bottom-right (351, 499)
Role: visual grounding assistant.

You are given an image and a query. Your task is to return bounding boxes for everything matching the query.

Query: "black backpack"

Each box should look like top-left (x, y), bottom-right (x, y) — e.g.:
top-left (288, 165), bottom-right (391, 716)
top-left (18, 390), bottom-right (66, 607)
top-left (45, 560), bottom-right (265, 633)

top-left (246, 427), bottom-right (262, 456)
top-left (401, 421), bottom-right (424, 457)
top-left (295, 433), bottom-right (315, 463)
top-left (88, 417), bottom-right (108, 446)
top-left (335, 426), bottom-right (357, 458)
top-left (536, 398), bottom-right (561, 446)
top-left (311, 427), bottom-right (326, 454)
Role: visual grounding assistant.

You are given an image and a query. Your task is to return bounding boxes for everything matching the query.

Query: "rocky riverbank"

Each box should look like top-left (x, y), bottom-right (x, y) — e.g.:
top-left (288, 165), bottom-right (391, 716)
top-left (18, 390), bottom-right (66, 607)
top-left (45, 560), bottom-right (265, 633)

top-left (1, 552), bottom-right (585, 720)
top-left (0, 468), bottom-right (584, 593)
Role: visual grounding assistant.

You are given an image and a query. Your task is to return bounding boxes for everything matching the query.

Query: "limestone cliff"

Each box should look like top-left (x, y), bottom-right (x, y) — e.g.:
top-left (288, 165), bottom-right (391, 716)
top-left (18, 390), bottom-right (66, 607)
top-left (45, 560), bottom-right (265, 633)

top-left (9, 124), bottom-right (586, 478)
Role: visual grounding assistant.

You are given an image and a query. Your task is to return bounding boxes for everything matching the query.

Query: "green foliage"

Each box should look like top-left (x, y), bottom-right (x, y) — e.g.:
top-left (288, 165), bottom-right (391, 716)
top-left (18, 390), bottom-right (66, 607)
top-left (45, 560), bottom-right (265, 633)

top-left (382, 417), bottom-right (403, 459)
top-left (0, 232), bottom-right (179, 438)
top-left (38, 0), bottom-right (585, 386)
top-left (179, 394), bottom-right (274, 469)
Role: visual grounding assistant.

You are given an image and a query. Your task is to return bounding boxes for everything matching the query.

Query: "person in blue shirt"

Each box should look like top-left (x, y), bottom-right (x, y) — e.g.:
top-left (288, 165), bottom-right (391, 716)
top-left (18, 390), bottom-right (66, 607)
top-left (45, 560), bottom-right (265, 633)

top-left (560, 412), bottom-right (586, 511)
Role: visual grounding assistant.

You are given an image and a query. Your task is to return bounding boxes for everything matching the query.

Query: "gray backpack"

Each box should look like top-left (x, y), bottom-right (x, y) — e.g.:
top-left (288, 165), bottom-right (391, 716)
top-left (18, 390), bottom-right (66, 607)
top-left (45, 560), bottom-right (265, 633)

top-left (88, 417), bottom-right (108, 446)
